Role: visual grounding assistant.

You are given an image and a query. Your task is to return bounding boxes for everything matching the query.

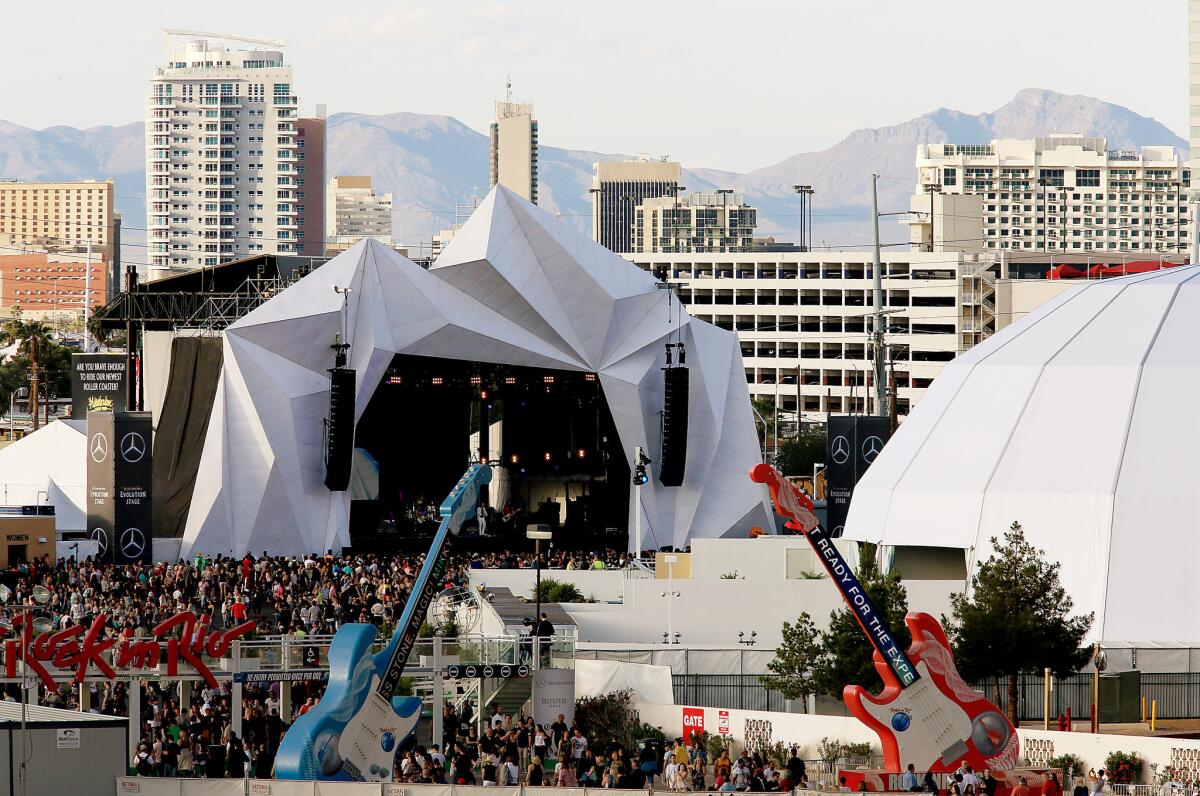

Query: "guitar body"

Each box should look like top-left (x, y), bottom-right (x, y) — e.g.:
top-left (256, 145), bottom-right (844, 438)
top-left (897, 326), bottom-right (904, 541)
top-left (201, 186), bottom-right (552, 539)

top-left (749, 464), bottom-right (1018, 773)
top-left (274, 623), bottom-right (421, 781)
top-left (844, 612), bottom-right (1017, 773)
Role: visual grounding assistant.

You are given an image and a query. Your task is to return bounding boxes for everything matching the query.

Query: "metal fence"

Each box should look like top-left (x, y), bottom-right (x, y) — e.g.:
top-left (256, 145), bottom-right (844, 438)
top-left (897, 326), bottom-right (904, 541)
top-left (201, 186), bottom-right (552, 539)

top-left (672, 672), bottom-right (1200, 720)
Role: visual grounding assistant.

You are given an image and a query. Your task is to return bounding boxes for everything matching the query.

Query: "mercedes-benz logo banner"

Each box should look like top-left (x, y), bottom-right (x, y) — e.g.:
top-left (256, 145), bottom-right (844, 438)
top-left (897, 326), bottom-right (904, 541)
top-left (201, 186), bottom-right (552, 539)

top-left (86, 411), bottom-right (153, 564)
top-left (114, 412), bottom-right (153, 564)
top-left (85, 411), bottom-right (115, 561)
top-left (825, 415), bottom-right (890, 538)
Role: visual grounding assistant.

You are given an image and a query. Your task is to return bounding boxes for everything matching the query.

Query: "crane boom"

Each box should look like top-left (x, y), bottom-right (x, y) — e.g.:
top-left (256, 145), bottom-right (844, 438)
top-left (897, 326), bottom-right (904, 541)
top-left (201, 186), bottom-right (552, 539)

top-left (161, 28), bottom-right (286, 49)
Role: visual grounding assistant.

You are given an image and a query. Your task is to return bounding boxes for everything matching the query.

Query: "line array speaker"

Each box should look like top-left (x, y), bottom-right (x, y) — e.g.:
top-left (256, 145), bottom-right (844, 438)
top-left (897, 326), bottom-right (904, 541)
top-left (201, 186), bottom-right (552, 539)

top-left (324, 367), bottom-right (356, 491)
top-left (659, 366), bottom-right (689, 487)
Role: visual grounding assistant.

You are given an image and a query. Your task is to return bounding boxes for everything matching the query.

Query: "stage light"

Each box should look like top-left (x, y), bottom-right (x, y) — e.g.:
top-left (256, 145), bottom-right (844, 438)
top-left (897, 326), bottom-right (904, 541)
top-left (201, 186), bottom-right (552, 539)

top-left (544, 452), bottom-right (551, 461)
top-left (470, 376), bottom-right (482, 385)
top-left (431, 377), bottom-right (444, 386)
top-left (510, 454), bottom-right (519, 464)
top-left (542, 375), bottom-right (555, 384)
top-left (633, 448), bottom-right (651, 486)
top-left (505, 377), bottom-right (517, 385)
top-left (585, 373), bottom-right (597, 382)
top-left (577, 448), bottom-right (586, 458)
top-left (480, 390), bottom-right (488, 399)
top-left (386, 375), bottom-right (402, 385)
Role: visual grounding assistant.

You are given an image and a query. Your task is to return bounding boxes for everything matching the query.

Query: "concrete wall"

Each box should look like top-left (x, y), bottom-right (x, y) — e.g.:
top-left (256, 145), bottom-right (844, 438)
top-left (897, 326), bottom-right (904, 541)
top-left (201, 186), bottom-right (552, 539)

top-left (469, 566), bottom-right (961, 647)
top-left (468, 569), bottom-right (626, 603)
top-left (995, 279), bottom-right (1074, 331)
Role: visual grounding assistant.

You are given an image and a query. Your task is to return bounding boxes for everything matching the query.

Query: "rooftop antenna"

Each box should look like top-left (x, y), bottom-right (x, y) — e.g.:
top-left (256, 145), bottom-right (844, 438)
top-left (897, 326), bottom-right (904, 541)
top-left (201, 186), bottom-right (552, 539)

top-left (506, 76), bottom-right (512, 104)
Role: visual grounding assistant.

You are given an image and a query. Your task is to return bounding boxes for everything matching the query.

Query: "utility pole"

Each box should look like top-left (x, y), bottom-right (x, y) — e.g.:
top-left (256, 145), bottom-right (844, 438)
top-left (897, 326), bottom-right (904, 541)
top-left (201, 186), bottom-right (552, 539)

top-left (83, 239), bottom-right (92, 352)
top-left (871, 174), bottom-right (887, 418)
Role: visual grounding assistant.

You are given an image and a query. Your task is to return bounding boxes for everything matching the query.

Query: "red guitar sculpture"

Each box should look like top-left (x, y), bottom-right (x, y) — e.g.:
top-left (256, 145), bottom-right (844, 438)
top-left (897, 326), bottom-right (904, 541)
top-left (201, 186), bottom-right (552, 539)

top-left (751, 464), bottom-right (1018, 773)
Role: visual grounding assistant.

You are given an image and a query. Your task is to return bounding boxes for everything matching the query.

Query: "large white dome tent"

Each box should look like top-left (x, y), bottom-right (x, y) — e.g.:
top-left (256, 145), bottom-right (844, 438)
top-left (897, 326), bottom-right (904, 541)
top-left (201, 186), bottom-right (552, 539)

top-left (843, 264), bottom-right (1200, 644)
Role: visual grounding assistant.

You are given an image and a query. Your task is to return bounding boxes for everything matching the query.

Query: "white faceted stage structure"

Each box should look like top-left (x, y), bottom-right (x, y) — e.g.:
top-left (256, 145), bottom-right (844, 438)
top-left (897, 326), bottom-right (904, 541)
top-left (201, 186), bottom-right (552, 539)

top-left (844, 265), bottom-right (1200, 643)
top-left (183, 186), bottom-right (770, 557)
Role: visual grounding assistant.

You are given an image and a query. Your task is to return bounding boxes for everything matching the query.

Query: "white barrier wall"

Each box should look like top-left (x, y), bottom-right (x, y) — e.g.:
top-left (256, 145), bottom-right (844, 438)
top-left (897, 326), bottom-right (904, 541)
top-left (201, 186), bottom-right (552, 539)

top-left (635, 701), bottom-right (1200, 784)
top-left (471, 567), bottom-right (959, 647)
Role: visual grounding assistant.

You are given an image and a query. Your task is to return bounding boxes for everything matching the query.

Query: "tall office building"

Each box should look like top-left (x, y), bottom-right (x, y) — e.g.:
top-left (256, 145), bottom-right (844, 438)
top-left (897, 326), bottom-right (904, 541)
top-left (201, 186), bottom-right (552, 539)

top-left (295, 105), bottom-right (326, 258)
top-left (632, 192), bottom-right (757, 253)
top-left (146, 30), bottom-right (303, 277)
top-left (591, 157), bottom-right (681, 254)
top-left (0, 178), bottom-right (115, 258)
top-left (0, 179), bottom-right (114, 313)
top-left (909, 136), bottom-right (1190, 254)
top-left (490, 94), bottom-right (538, 204)
top-left (325, 176), bottom-right (394, 255)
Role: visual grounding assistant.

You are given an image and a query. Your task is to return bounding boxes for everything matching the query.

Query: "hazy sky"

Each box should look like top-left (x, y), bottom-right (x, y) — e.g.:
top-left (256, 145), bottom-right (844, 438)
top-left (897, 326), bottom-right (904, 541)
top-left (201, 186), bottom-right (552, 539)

top-left (0, 0), bottom-right (1188, 172)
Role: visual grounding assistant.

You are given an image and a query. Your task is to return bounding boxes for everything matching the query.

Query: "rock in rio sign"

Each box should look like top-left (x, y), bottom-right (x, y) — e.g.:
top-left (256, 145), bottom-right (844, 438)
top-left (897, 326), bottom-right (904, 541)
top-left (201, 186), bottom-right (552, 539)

top-left (3, 611), bottom-right (256, 690)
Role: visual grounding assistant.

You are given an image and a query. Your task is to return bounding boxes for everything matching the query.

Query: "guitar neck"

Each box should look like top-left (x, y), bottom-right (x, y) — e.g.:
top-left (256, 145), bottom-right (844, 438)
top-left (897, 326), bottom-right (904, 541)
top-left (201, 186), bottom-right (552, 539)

top-left (802, 524), bottom-right (920, 688)
top-left (376, 518), bottom-right (455, 698)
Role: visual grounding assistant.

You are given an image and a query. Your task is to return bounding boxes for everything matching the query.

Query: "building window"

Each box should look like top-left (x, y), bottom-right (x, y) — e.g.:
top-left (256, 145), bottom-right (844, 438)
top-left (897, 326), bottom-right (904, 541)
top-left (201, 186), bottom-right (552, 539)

top-left (942, 167), bottom-right (957, 187)
top-left (1077, 169), bottom-right (1100, 187)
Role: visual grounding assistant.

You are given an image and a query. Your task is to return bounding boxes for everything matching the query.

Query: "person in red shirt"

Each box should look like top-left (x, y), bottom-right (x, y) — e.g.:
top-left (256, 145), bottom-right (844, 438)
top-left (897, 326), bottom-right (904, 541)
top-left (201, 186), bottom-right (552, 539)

top-left (1012, 776), bottom-right (1031, 796)
top-left (1042, 773), bottom-right (1062, 796)
top-left (230, 596), bottom-right (247, 623)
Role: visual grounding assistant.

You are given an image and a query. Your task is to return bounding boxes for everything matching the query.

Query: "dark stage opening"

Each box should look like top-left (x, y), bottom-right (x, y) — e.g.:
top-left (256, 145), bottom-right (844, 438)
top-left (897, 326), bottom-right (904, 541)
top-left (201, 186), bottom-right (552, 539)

top-left (350, 355), bottom-right (630, 551)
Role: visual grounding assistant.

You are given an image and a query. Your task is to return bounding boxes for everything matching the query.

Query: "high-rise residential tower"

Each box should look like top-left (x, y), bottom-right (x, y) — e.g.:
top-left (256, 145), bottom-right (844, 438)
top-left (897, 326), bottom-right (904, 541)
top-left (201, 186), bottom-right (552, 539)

top-left (591, 156), bottom-right (681, 254)
top-left (489, 87), bottom-right (538, 204)
top-left (146, 30), bottom-right (303, 277)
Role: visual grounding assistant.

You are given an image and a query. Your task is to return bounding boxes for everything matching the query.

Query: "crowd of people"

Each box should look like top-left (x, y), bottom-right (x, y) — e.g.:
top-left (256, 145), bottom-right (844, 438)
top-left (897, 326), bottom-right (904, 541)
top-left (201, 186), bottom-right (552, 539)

top-left (0, 547), bottom-right (640, 779)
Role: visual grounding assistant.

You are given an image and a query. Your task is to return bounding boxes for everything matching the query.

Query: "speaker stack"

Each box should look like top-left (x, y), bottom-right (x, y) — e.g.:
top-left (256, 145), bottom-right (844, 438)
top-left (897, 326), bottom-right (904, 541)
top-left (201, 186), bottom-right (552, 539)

top-left (324, 367), bottom-right (356, 491)
top-left (659, 366), bottom-right (689, 487)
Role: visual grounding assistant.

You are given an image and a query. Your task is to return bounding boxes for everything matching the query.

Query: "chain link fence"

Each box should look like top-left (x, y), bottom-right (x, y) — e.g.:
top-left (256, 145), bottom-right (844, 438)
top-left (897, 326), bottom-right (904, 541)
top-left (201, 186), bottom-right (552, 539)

top-left (670, 672), bottom-right (1200, 720)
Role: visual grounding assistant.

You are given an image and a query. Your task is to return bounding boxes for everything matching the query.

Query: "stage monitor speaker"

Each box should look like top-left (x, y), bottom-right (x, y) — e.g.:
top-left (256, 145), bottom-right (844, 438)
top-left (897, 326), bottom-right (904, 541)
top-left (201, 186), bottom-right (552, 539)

top-left (324, 367), bottom-right (356, 491)
top-left (659, 366), bottom-right (689, 487)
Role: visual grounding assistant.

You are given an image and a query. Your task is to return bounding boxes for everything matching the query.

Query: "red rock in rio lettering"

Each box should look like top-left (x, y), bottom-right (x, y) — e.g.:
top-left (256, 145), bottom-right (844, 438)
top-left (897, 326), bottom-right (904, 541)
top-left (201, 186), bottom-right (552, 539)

top-left (3, 611), bottom-right (256, 689)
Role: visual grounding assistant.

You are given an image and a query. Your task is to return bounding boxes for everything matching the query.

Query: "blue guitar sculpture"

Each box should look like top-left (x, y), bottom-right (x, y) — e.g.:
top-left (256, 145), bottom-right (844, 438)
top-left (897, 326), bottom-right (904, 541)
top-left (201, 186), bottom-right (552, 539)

top-left (275, 463), bottom-right (492, 781)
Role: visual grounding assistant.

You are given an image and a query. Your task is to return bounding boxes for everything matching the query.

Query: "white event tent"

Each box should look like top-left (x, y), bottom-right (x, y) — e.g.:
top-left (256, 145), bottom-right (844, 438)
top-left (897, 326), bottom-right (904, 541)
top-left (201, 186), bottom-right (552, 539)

top-left (844, 265), bottom-right (1200, 644)
top-left (182, 186), bottom-right (770, 557)
top-left (0, 419), bottom-right (86, 529)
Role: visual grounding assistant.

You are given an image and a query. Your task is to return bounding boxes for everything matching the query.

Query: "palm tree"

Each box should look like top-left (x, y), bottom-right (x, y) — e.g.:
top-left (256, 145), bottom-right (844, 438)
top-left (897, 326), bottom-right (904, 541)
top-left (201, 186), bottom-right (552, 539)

top-left (0, 313), bottom-right (52, 430)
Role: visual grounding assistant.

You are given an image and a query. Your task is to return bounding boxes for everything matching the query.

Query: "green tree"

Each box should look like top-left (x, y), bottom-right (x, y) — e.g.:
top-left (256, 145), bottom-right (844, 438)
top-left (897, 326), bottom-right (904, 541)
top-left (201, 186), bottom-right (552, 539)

top-left (774, 429), bottom-right (826, 477)
top-left (812, 545), bottom-right (911, 697)
top-left (759, 612), bottom-right (822, 710)
top-left (0, 315), bottom-right (52, 430)
top-left (944, 521), bottom-right (1093, 725)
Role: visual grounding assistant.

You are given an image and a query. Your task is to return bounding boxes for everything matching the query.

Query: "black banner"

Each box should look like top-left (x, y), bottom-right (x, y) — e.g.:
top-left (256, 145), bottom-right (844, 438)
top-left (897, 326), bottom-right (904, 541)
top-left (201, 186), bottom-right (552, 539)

top-left (825, 415), bottom-right (891, 537)
top-left (71, 354), bottom-right (127, 418)
top-left (113, 412), bottom-right (152, 564)
top-left (85, 411), bottom-right (115, 561)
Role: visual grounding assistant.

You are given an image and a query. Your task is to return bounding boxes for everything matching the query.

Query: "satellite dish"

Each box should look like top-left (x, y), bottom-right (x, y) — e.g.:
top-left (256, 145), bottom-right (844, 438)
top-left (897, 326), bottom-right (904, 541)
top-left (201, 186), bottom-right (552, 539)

top-left (32, 586), bottom-right (50, 605)
top-left (370, 603), bottom-right (385, 617)
top-left (428, 585), bottom-right (482, 635)
top-left (0, 584), bottom-right (11, 604)
top-left (32, 617), bottom-right (53, 635)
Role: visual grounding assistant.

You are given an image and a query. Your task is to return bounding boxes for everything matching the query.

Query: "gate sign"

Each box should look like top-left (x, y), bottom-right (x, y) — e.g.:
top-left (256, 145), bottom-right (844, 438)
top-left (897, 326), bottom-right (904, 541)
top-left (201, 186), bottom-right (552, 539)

top-left (682, 707), bottom-right (705, 744)
top-left (718, 709), bottom-right (731, 736)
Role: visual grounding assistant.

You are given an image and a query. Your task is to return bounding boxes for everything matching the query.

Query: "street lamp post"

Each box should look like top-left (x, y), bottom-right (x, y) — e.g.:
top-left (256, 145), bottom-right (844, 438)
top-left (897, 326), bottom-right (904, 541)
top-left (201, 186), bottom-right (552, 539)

top-left (526, 524), bottom-right (552, 658)
top-left (662, 554), bottom-right (679, 644)
top-left (793, 185), bottom-right (814, 251)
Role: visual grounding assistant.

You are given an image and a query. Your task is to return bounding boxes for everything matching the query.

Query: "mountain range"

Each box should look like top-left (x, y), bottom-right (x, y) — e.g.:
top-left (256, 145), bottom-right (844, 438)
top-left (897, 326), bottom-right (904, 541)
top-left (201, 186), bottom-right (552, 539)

top-left (0, 88), bottom-right (1186, 266)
